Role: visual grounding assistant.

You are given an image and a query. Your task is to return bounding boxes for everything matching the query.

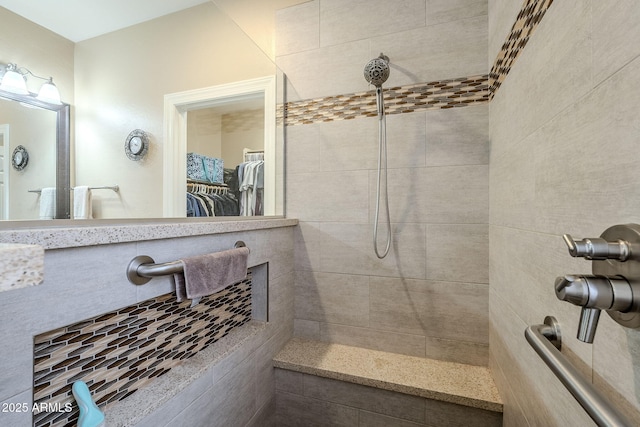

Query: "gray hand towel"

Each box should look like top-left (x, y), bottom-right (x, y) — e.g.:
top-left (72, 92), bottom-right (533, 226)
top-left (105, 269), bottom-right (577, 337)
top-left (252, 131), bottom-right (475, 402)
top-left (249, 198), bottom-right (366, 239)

top-left (173, 247), bottom-right (249, 302)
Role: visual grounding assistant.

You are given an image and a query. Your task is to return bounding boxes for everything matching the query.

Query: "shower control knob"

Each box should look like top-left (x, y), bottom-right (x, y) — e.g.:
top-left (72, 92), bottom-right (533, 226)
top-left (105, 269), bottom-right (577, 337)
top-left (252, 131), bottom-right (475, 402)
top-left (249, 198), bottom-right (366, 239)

top-left (555, 274), bottom-right (635, 343)
top-left (555, 274), bottom-right (633, 311)
top-left (562, 234), bottom-right (630, 261)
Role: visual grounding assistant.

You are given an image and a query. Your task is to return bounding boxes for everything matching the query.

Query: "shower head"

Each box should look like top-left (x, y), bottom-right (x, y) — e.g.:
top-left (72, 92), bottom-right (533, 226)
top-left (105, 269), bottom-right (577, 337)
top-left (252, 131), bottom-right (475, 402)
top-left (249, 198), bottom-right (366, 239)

top-left (364, 53), bottom-right (390, 87)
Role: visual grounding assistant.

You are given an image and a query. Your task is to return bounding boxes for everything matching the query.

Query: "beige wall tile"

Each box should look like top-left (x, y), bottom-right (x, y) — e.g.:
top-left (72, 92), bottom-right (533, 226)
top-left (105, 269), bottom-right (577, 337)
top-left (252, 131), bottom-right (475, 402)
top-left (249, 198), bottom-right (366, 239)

top-left (275, 1), bottom-right (319, 56)
top-left (426, 104), bottom-right (489, 167)
top-left (370, 165), bottom-right (489, 225)
top-left (276, 39), bottom-right (372, 99)
top-left (488, 133), bottom-right (535, 230)
top-left (426, 224), bottom-right (488, 283)
top-left (275, 368), bottom-right (305, 395)
top-left (488, 348), bottom-right (531, 427)
top-left (320, 0), bottom-right (426, 48)
top-left (165, 355), bottom-right (257, 427)
top-left (275, 390), bottom-right (359, 426)
top-left (359, 411), bottom-right (427, 427)
top-left (533, 56), bottom-right (640, 235)
top-left (255, 326), bottom-right (294, 410)
top-left (372, 15), bottom-right (488, 86)
top-left (424, 398), bottom-right (502, 427)
top-left (424, 335), bottom-right (489, 367)
top-left (369, 276), bottom-right (489, 344)
top-left (246, 396), bottom-right (276, 427)
top-left (293, 222), bottom-right (322, 272)
top-left (286, 170), bottom-right (370, 222)
top-left (593, 1), bottom-right (640, 86)
top-left (320, 322), bottom-right (426, 357)
top-left (294, 270), bottom-right (370, 327)
top-left (293, 318), bottom-right (321, 340)
top-left (489, 0), bottom-right (591, 155)
top-left (319, 222), bottom-right (427, 279)
top-left (246, 228), bottom-right (295, 281)
top-left (303, 374), bottom-right (427, 423)
top-left (269, 271), bottom-right (295, 327)
top-left (426, 0), bottom-right (488, 27)
top-left (285, 119), bottom-right (377, 174)
top-left (135, 367), bottom-right (214, 427)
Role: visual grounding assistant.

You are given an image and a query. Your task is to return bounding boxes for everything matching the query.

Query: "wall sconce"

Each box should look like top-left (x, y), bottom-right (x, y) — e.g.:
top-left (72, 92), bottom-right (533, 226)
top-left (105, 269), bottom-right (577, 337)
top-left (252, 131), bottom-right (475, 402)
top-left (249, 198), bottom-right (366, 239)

top-left (0, 63), bottom-right (62, 105)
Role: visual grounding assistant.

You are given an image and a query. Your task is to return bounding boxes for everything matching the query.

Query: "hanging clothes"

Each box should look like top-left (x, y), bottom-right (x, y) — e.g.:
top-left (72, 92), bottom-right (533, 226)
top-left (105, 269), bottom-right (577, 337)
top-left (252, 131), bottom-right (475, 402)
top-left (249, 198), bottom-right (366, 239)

top-left (238, 160), bottom-right (264, 216)
top-left (186, 179), bottom-right (239, 217)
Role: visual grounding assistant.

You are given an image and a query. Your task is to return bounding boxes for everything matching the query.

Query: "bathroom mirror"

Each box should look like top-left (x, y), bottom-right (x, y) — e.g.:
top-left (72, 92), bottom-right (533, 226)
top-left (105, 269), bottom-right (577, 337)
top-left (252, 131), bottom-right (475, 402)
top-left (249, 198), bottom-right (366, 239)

top-left (0, 0), bottom-right (291, 221)
top-left (0, 90), bottom-right (70, 220)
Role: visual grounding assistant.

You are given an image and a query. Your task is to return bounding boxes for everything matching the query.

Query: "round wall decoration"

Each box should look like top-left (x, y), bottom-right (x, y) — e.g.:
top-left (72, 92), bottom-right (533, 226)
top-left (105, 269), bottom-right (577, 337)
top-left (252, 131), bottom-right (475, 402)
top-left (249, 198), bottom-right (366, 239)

top-left (11, 145), bottom-right (29, 170)
top-left (124, 129), bottom-right (149, 161)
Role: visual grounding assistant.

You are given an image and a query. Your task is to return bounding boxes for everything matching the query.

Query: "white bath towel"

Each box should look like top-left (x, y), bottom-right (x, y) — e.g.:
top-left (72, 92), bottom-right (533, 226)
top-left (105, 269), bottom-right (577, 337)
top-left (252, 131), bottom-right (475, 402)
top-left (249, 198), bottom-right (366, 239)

top-left (73, 186), bottom-right (93, 219)
top-left (39, 187), bottom-right (56, 219)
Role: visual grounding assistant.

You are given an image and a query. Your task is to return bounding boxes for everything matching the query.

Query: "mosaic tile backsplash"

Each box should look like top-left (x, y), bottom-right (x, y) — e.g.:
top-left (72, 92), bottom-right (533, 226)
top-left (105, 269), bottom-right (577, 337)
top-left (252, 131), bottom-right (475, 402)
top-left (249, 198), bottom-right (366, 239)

top-left (32, 275), bottom-right (252, 427)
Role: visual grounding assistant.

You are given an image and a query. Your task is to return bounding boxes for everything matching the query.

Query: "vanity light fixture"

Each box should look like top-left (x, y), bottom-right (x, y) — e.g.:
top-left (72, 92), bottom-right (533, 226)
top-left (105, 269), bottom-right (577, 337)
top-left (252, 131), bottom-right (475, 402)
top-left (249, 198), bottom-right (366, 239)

top-left (0, 63), bottom-right (28, 94)
top-left (0, 63), bottom-right (62, 105)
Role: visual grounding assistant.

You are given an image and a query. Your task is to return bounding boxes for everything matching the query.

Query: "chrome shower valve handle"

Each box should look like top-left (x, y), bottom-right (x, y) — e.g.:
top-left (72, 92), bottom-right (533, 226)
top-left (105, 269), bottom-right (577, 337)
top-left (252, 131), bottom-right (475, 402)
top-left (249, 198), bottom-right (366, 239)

top-left (554, 274), bottom-right (635, 343)
top-left (562, 234), bottom-right (630, 261)
top-left (556, 225), bottom-right (640, 343)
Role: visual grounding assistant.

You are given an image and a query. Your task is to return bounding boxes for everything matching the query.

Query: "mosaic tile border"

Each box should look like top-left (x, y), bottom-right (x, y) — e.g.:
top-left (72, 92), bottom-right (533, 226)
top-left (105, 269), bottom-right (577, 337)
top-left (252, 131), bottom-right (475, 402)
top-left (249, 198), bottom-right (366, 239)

top-left (281, 74), bottom-right (489, 127)
top-left (32, 276), bottom-right (252, 427)
top-left (489, 0), bottom-right (555, 96)
top-left (280, 0), bottom-right (553, 127)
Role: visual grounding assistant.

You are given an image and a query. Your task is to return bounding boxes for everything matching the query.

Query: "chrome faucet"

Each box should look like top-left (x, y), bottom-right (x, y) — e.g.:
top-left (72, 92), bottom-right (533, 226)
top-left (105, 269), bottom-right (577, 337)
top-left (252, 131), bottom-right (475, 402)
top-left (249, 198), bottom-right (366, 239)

top-left (555, 225), bottom-right (640, 343)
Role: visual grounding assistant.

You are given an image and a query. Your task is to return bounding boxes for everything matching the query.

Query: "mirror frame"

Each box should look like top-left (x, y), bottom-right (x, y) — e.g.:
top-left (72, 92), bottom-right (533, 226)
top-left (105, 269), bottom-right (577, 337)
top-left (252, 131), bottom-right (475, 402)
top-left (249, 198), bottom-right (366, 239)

top-left (163, 75), bottom-right (276, 218)
top-left (0, 89), bottom-right (71, 219)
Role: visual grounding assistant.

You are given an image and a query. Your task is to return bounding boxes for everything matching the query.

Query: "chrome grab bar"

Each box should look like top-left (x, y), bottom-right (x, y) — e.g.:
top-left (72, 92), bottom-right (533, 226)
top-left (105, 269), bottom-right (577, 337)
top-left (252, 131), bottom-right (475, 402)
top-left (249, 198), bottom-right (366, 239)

top-left (126, 241), bottom-right (247, 285)
top-left (525, 317), bottom-right (632, 427)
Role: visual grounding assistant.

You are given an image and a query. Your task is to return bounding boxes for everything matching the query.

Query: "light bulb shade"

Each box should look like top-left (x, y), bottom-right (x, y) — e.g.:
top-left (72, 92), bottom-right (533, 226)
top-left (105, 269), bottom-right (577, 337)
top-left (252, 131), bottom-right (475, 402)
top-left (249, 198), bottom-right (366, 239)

top-left (36, 80), bottom-right (61, 105)
top-left (0, 69), bottom-right (28, 95)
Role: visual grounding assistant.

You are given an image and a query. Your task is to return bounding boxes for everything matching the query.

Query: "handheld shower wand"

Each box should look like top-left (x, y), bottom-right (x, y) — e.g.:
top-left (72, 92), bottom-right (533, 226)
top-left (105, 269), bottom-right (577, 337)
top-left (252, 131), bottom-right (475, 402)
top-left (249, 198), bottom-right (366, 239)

top-left (364, 54), bottom-right (391, 259)
top-left (364, 53), bottom-right (390, 116)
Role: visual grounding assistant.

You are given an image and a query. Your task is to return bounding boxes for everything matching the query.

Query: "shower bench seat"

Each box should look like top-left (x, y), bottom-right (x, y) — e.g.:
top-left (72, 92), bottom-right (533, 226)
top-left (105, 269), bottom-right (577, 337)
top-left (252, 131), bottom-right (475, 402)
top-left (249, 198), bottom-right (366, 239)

top-left (273, 338), bottom-right (503, 426)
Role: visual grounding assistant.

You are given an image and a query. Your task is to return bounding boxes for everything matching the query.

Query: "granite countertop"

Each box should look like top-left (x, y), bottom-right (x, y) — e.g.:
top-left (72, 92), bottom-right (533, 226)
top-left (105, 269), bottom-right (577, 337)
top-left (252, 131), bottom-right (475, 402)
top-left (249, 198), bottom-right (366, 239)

top-left (0, 243), bottom-right (44, 292)
top-left (273, 338), bottom-right (503, 413)
top-left (0, 217), bottom-right (298, 249)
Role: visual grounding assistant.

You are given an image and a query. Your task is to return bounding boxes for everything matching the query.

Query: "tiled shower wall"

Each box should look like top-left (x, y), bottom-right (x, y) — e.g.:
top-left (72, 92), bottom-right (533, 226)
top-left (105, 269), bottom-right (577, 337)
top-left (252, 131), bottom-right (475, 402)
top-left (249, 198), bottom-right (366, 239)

top-left (489, 0), bottom-right (640, 425)
top-left (277, 0), bottom-right (491, 365)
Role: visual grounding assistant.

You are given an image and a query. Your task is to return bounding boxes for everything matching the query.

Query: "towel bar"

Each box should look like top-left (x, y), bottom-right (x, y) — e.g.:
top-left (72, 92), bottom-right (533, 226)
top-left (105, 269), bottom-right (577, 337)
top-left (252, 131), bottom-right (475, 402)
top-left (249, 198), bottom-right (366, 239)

top-left (29, 185), bottom-right (119, 194)
top-left (126, 241), bottom-right (247, 285)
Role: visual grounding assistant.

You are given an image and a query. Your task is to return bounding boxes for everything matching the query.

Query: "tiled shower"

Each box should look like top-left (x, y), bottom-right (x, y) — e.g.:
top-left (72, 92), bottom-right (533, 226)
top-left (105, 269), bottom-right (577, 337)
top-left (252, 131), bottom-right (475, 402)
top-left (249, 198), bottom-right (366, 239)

top-left (279, 0), bottom-right (640, 425)
top-left (2, 0), bottom-right (640, 426)
top-left (280, 0), bottom-right (492, 365)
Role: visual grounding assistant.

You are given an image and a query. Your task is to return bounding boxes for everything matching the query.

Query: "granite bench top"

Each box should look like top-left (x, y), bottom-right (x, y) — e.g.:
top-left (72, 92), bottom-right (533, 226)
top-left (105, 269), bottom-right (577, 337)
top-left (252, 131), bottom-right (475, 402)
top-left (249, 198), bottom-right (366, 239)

top-left (273, 338), bottom-right (503, 413)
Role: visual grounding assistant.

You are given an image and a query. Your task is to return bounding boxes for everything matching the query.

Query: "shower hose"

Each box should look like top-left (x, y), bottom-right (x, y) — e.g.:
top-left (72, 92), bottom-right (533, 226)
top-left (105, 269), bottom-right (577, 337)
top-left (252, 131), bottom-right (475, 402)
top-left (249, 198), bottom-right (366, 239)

top-left (373, 99), bottom-right (391, 259)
